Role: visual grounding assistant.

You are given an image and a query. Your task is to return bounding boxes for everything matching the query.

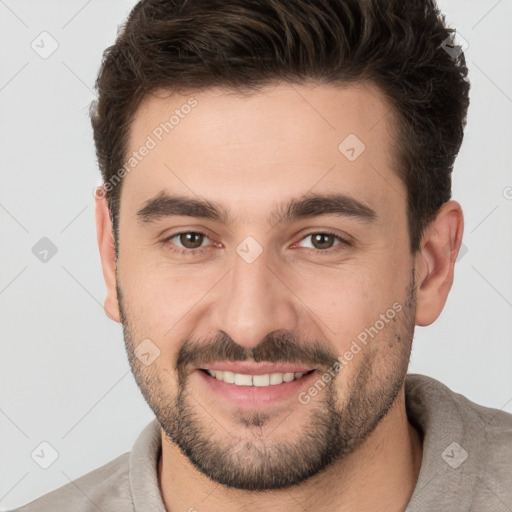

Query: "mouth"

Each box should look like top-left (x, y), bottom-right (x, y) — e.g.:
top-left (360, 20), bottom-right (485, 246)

top-left (195, 366), bottom-right (320, 409)
top-left (199, 368), bottom-right (316, 387)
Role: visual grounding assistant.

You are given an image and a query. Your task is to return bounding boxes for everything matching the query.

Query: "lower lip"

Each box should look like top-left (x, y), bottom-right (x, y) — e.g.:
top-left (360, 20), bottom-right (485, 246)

top-left (195, 369), bottom-right (318, 408)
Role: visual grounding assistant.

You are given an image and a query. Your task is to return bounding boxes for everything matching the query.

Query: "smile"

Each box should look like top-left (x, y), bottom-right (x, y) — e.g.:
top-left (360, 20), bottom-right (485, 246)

top-left (202, 369), bottom-right (316, 387)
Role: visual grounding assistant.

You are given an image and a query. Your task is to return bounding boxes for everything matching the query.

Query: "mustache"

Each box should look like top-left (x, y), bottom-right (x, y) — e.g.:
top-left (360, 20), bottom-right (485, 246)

top-left (176, 330), bottom-right (340, 377)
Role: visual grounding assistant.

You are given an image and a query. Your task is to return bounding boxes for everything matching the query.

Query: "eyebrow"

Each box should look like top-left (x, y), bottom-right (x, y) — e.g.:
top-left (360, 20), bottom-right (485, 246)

top-left (136, 191), bottom-right (377, 227)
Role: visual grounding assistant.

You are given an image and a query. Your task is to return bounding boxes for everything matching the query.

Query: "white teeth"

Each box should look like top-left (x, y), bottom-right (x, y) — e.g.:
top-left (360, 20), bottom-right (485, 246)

top-left (234, 373), bottom-right (253, 386)
top-left (222, 371), bottom-right (235, 383)
top-left (283, 372), bottom-right (295, 382)
top-left (205, 369), bottom-right (310, 386)
top-left (270, 372), bottom-right (284, 385)
top-left (253, 374), bottom-right (270, 387)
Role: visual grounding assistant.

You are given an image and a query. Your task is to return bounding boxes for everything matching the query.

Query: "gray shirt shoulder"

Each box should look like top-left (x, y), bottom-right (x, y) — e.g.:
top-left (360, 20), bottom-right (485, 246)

top-left (14, 452), bottom-right (133, 512)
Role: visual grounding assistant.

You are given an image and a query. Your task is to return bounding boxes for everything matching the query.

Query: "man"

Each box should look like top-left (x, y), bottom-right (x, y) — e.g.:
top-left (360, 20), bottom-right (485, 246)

top-left (16, 0), bottom-right (512, 511)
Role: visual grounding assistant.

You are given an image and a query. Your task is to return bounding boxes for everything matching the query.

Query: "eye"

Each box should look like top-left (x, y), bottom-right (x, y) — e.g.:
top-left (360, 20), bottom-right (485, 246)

top-left (295, 231), bottom-right (350, 254)
top-left (162, 230), bottom-right (212, 256)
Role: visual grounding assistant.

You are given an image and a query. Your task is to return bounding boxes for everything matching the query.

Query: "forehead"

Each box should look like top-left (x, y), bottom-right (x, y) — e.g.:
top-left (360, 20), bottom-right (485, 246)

top-left (122, 81), bottom-right (405, 224)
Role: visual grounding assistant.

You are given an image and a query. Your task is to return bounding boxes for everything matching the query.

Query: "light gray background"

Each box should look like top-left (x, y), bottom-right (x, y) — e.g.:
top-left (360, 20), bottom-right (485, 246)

top-left (1, 0), bottom-right (511, 509)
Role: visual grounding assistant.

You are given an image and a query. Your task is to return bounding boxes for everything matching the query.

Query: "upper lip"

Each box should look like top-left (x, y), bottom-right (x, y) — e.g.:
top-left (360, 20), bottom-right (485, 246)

top-left (198, 362), bottom-right (316, 375)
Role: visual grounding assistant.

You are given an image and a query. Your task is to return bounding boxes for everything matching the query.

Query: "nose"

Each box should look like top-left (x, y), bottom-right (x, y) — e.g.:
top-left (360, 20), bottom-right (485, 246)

top-left (211, 242), bottom-right (299, 350)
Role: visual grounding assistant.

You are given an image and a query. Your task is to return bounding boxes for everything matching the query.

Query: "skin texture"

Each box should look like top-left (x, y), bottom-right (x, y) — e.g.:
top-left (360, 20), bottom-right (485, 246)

top-left (95, 82), bottom-right (464, 511)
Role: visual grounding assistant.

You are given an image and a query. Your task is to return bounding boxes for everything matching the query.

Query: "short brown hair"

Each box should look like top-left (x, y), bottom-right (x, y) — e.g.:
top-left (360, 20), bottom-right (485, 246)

top-left (90, 0), bottom-right (470, 254)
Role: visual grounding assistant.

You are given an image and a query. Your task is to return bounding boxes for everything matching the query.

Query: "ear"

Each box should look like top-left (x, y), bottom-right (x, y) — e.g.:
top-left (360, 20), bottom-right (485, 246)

top-left (414, 200), bottom-right (464, 326)
top-left (94, 186), bottom-right (121, 323)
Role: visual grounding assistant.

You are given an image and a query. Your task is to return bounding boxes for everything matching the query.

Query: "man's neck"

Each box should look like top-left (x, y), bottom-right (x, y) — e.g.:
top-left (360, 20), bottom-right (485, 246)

top-left (158, 388), bottom-right (423, 512)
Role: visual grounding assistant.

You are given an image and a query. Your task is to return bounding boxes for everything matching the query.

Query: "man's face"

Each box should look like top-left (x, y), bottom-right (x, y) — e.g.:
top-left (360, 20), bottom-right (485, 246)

top-left (114, 82), bottom-right (417, 490)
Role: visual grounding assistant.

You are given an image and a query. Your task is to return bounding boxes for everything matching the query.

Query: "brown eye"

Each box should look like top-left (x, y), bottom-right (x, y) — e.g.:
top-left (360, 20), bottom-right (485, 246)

top-left (162, 230), bottom-right (211, 255)
top-left (310, 233), bottom-right (337, 250)
top-left (296, 231), bottom-right (349, 254)
top-left (177, 232), bottom-right (206, 249)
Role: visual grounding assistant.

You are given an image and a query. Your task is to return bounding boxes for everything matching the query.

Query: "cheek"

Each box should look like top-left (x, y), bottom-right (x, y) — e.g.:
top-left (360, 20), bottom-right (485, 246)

top-left (119, 258), bottom-right (184, 311)
top-left (118, 262), bottom-right (216, 350)
top-left (289, 259), bottom-right (407, 353)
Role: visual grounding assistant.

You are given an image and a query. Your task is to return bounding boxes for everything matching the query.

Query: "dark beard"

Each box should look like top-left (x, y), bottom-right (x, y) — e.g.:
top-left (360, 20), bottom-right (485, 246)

top-left (119, 269), bottom-right (416, 490)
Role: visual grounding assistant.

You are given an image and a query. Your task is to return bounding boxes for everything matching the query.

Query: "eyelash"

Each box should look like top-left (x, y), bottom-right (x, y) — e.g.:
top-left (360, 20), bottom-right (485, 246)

top-left (161, 230), bottom-right (350, 257)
